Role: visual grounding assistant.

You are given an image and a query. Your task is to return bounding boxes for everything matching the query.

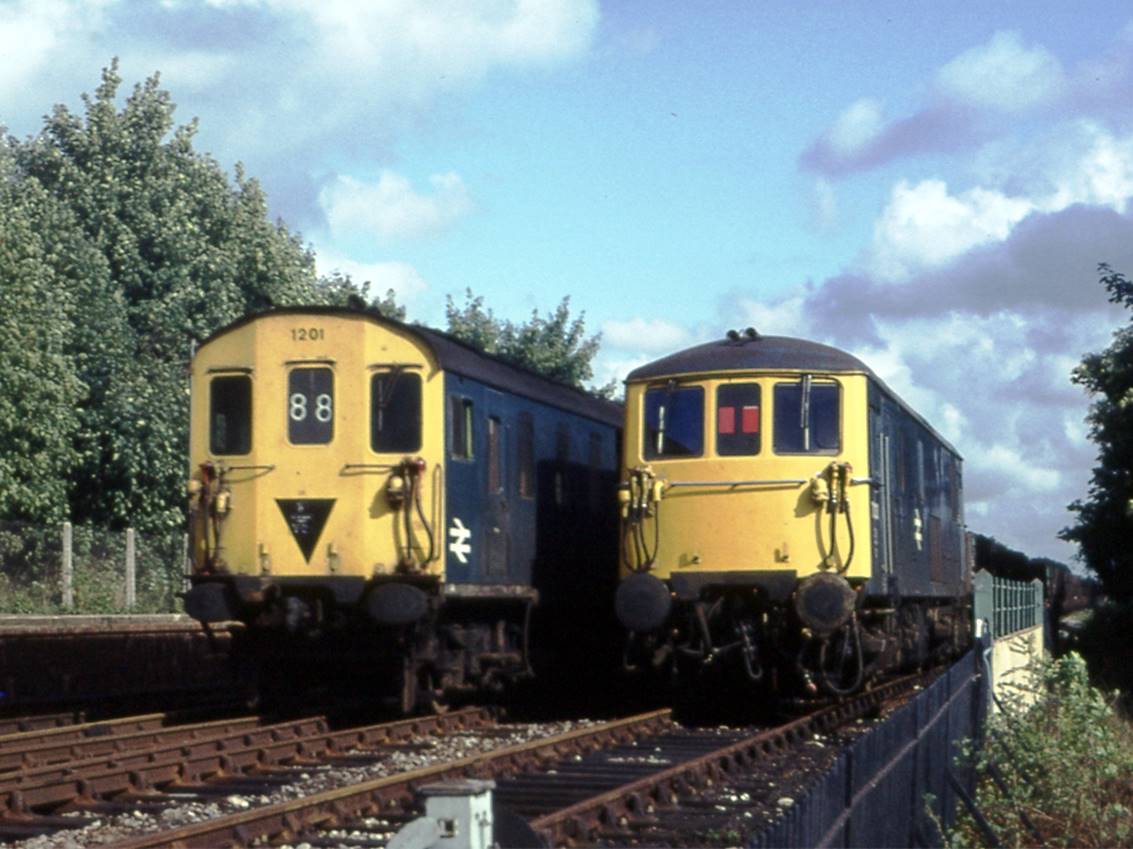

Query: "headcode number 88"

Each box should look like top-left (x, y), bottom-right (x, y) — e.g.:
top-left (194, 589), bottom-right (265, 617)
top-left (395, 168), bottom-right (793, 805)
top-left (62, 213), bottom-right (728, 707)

top-left (290, 393), bottom-right (333, 422)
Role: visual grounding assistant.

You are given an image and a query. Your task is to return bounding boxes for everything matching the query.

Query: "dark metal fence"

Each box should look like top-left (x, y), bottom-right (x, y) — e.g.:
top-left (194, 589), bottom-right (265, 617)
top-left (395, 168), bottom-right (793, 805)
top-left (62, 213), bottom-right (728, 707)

top-left (751, 645), bottom-right (988, 848)
top-left (972, 570), bottom-right (1043, 639)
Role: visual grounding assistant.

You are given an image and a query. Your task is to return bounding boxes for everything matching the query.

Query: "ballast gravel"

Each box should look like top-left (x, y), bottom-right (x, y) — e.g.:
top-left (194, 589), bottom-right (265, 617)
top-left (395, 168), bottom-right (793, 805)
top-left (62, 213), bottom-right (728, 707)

top-left (9, 718), bottom-right (598, 849)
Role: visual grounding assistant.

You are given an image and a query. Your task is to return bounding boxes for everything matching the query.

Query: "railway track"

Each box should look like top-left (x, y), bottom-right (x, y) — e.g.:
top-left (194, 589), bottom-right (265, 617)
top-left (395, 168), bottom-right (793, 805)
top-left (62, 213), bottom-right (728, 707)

top-left (38, 669), bottom-right (931, 849)
top-left (0, 706), bottom-right (497, 844)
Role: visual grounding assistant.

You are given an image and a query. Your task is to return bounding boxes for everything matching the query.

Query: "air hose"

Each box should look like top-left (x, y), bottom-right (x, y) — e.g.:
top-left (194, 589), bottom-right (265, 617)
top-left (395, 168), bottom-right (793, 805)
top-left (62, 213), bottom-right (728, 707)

top-left (621, 466), bottom-right (662, 572)
top-left (398, 458), bottom-right (436, 568)
top-left (817, 462), bottom-right (856, 574)
top-left (189, 462), bottom-right (228, 573)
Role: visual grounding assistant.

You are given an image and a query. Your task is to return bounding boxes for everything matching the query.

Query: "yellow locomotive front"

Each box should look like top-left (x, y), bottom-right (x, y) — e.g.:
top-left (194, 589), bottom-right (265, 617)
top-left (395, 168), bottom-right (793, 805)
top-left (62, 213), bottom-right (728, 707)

top-left (615, 329), bottom-right (879, 696)
top-left (184, 308), bottom-right (444, 633)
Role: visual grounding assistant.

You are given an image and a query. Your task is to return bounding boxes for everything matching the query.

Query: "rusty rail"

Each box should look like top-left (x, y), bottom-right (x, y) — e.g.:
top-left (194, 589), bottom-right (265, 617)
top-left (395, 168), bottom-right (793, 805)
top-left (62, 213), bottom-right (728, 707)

top-left (528, 673), bottom-right (925, 846)
top-left (10, 674), bottom-right (930, 848)
top-left (0, 706), bottom-right (495, 825)
top-left (104, 709), bottom-right (674, 849)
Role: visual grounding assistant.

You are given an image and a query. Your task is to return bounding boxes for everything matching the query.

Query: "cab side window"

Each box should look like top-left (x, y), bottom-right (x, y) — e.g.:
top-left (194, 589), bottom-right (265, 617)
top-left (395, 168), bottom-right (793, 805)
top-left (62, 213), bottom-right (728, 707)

top-left (210, 375), bottom-right (252, 455)
top-left (773, 380), bottom-right (840, 454)
top-left (371, 371), bottom-right (421, 452)
top-left (716, 383), bottom-right (760, 456)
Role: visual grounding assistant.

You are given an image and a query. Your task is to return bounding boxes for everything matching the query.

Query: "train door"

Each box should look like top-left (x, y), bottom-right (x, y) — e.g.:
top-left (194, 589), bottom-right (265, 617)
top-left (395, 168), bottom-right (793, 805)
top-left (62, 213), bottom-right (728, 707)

top-left (871, 397), bottom-right (901, 593)
top-left (483, 391), bottom-right (511, 580)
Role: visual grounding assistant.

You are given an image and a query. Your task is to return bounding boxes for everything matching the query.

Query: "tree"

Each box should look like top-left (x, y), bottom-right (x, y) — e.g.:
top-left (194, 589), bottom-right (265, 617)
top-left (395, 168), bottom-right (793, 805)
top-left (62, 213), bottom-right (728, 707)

top-left (1062, 263), bottom-right (1133, 600)
top-left (320, 272), bottom-right (406, 320)
top-left (0, 147), bottom-right (83, 523)
top-left (444, 289), bottom-right (613, 394)
top-left (4, 62), bottom-right (357, 531)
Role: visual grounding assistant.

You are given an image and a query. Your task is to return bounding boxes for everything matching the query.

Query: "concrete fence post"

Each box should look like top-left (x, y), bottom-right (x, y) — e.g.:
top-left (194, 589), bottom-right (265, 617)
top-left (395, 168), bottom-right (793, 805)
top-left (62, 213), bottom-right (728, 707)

top-left (125, 528), bottom-right (136, 611)
top-left (182, 533), bottom-right (191, 595)
top-left (972, 570), bottom-right (993, 639)
top-left (61, 521), bottom-right (73, 611)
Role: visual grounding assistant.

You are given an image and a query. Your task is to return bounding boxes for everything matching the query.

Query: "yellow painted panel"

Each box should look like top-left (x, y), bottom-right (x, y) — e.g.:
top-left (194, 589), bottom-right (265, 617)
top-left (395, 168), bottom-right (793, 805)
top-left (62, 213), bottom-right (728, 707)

top-left (620, 371), bottom-right (873, 582)
top-left (188, 313), bottom-right (446, 581)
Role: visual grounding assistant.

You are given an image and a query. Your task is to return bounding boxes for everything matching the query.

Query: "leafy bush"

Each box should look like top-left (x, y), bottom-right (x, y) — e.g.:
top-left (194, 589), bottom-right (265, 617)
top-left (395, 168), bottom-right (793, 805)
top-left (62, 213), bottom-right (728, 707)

top-left (949, 652), bottom-right (1133, 848)
top-left (1068, 600), bottom-right (1133, 713)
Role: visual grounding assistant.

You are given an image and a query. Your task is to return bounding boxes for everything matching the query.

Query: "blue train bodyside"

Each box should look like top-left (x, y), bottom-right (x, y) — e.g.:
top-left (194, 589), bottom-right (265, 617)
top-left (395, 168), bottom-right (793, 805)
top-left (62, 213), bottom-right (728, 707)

top-left (866, 380), bottom-right (968, 601)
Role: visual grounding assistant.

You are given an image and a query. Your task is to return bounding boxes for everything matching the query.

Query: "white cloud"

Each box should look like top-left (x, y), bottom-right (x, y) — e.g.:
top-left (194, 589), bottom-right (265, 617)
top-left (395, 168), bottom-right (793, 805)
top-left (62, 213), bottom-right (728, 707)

top-left (592, 351), bottom-right (651, 391)
top-left (143, 50), bottom-right (239, 93)
top-left (315, 254), bottom-right (429, 304)
top-left (726, 293), bottom-right (807, 338)
top-left (601, 317), bottom-right (691, 352)
top-left (937, 31), bottom-right (1066, 113)
top-left (1045, 123), bottom-right (1133, 211)
top-left (0, 0), bottom-right (111, 94)
top-left (188, 0), bottom-right (598, 100)
top-left (867, 127), bottom-right (1133, 282)
top-left (825, 98), bottom-right (886, 159)
top-left (810, 177), bottom-right (838, 231)
top-left (968, 444), bottom-right (1062, 493)
top-left (867, 179), bottom-right (1033, 281)
top-left (320, 170), bottom-right (473, 243)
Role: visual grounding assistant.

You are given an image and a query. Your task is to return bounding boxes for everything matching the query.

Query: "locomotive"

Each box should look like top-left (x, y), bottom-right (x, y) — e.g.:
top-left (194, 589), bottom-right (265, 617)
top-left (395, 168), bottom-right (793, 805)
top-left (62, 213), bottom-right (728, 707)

top-left (615, 329), bottom-right (970, 698)
top-left (183, 307), bottom-right (621, 711)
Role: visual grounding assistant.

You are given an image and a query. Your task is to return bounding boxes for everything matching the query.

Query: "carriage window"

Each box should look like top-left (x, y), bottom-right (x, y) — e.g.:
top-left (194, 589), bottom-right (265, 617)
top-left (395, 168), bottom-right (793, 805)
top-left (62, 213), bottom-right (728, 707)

top-left (210, 375), bottom-right (252, 455)
top-left (716, 383), bottom-right (761, 456)
top-left (554, 424), bottom-right (570, 506)
top-left (450, 396), bottom-right (474, 459)
top-left (773, 379), bottom-right (839, 454)
top-left (288, 367), bottom-right (333, 444)
top-left (644, 385), bottom-right (704, 458)
top-left (487, 417), bottom-right (503, 494)
top-left (517, 413), bottom-right (534, 499)
top-left (371, 371), bottom-right (421, 453)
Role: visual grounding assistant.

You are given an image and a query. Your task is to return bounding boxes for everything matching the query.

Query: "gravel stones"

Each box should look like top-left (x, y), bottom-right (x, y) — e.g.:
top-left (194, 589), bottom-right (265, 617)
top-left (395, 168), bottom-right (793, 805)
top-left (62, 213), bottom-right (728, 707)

top-left (8, 718), bottom-right (596, 849)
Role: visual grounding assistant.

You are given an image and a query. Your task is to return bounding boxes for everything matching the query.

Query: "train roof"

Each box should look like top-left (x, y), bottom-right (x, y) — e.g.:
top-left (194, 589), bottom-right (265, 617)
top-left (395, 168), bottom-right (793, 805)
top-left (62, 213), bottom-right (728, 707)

top-left (627, 330), bottom-right (961, 458)
top-left (627, 333), bottom-right (873, 382)
top-left (197, 306), bottom-right (622, 429)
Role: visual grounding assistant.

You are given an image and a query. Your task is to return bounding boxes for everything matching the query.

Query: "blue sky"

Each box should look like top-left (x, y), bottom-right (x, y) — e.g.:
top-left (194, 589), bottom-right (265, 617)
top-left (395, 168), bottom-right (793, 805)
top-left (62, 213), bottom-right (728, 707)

top-left (5, 0), bottom-right (1133, 563)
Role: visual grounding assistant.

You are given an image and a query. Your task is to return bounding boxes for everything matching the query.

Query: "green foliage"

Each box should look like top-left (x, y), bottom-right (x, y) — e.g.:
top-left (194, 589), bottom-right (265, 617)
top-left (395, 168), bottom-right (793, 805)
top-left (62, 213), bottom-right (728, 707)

top-left (0, 150), bottom-right (83, 523)
top-left (0, 61), bottom-right (378, 533)
top-left (1063, 263), bottom-right (1133, 600)
top-left (445, 288), bottom-right (613, 395)
top-left (949, 653), bottom-right (1133, 848)
top-left (319, 272), bottom-right (406, 320)
top-left (0, 521), bottom-right (183, 614)
top-left (1066, 601), bottom-right (1133, 712)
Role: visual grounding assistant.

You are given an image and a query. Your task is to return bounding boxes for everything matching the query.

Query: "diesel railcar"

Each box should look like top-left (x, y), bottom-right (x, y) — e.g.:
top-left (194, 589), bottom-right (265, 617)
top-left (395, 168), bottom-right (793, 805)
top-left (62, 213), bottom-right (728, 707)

top-left (184, 307), bottom-right (621, 711)
top-left (615, 329), bottom-right (970, 698)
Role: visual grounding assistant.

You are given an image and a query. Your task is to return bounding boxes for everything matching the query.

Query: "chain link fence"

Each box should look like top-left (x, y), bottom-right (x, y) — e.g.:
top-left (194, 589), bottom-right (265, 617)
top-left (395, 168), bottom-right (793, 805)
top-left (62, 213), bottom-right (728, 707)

top-left (0, 521), bottom-right (187, 614)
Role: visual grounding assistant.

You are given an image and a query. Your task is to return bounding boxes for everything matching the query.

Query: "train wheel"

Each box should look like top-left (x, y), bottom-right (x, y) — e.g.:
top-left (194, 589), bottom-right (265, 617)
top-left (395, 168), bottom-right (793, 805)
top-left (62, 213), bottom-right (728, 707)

top-left (398, 655), bottom-right (418, 715)
top-left (900, 604), bottom-right (929, 669)
top-left (817, 619), bottom-right (864, 696)
top-left (397, 656), bottom-right (450, 715)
